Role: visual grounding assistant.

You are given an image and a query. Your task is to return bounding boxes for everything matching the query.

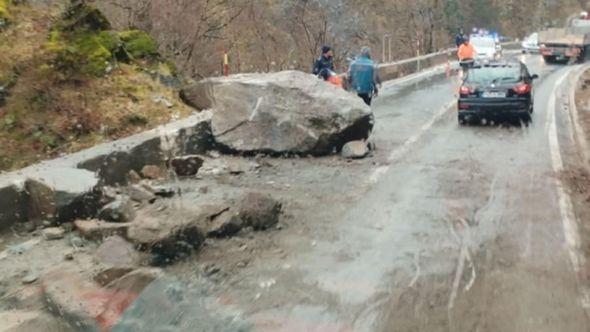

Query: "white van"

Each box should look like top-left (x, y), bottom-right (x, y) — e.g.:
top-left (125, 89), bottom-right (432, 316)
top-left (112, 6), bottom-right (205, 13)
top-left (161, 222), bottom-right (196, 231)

top-left (471, 36), bottom-right (501, 60)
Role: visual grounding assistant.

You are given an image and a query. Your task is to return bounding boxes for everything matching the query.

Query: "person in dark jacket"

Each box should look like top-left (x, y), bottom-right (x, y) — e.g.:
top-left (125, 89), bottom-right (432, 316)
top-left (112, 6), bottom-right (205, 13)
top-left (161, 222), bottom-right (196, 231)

top-left (348, 47), bottom-right (381, 106)
top-left (313, 45), bottom-right (335, 80)
top-left (455, 28), bottom-right (465, 48)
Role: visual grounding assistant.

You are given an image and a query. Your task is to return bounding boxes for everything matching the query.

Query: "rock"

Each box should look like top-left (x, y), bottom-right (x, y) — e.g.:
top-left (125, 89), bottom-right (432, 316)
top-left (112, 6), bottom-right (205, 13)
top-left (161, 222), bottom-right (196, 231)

top-left (100, 186), bottom-right (120, 204)
top-left (127, 203), bottom-right (228, 259)
top-left (227, 158), bottom-right (259, 174)
top-left (97, 195), bottom-right (136, 223)
top-left (341, 140), bottom-right (370, 159)
top-left (74, 219), bottom-right (131, 240)
top-left (105, 268), bottom-right (162, 294)
top-left (96, 236), bottom-right (142, 268)
top-left (94, 267), bottom-right (135, 287)
top-left (170, 155), bottom-right (205, 177)
top-left (199, 157), bottom-right (259, 176)
top-left (112, 277), bottom-right (251, 331)
top-left (150, 185), bottom-right (175, 198)
top-left (180, 71), bottom-right (373, 155)
top-left (126, 185), bottom-right (156, 203)
top-left (41, 268), bottom-right (148, 332)
top-left (69, 236), bottom-right (87, 249)
top-left (41, 270), bottom-right (107, 331)
top-left (207, 210), bottom-right (245, 237)
top-left (141, 165), bottom-right (164, 180)
top-left (203, 264), bottom-right (221, 277)
top-left (153, 96), bottom-right (174, 108)
top-left (41, 227), bottom-right (66, 241)
top-left (0, 310), bottom-right (69, 332)
top-left (23, 168), bottom-right (100, 224)
top-left (238, 192), bottom-right (282, 230)
top-left (24, 180), bottom-right (56, 226)
top-left (127, 170), bottom-right (142, 184)
top-left (22, 272), bottom-right (39, 285)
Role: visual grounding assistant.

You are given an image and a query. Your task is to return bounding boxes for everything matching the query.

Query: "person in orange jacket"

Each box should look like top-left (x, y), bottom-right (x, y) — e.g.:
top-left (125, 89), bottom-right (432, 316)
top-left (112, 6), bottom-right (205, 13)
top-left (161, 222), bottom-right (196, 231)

top-left (457, 36), bottom-right (476, 61)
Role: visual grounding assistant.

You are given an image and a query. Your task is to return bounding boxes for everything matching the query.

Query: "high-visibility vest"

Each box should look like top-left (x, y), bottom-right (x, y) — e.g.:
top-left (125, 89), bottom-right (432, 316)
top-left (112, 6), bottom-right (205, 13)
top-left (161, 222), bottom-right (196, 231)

top-left (327, 74), bottom-right (343, 88)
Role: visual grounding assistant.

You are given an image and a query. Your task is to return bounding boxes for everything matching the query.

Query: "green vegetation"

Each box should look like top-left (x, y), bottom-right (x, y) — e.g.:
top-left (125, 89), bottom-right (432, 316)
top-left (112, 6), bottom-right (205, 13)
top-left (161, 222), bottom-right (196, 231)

top-left (119, 30), bottom-right (158, 59)
top-left (0, 0), bottom-right (11, 26)
top-left (0, 1), bottom-right (191, 171)
top-left (47, 2), bottom-right (160, 77)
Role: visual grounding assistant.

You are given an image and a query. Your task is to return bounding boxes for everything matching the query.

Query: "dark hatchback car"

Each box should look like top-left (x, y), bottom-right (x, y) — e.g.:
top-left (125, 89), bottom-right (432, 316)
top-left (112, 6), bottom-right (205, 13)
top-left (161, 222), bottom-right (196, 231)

top-left (458, 61), bottom-right (539, 125)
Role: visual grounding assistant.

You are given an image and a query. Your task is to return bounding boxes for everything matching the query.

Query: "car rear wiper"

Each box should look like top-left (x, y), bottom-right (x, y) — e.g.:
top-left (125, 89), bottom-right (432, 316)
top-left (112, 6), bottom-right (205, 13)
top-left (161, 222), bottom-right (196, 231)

top-left (491, 77), bottom-right (518, 84)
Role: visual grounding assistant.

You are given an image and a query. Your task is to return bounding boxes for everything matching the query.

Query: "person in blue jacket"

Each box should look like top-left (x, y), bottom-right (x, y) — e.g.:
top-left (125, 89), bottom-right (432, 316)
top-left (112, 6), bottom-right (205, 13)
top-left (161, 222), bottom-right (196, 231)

top-left (348, 47), bottom-right (381, 106)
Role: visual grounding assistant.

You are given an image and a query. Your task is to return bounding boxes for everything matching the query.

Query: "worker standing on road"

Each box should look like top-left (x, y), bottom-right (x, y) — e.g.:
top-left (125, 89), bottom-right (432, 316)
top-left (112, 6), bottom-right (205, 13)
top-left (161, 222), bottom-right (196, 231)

top-left (458, 37), bottom-right (476, 61)
top-left (348, 47), bottom-right (381, 106)
top-left (313, 45), bottom-right (335, 81)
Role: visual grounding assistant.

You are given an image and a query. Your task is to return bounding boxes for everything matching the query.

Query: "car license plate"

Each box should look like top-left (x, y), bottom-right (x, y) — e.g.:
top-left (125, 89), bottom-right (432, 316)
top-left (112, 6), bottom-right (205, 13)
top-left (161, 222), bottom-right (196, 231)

top-left (482, 91), bottom-right (505, 98)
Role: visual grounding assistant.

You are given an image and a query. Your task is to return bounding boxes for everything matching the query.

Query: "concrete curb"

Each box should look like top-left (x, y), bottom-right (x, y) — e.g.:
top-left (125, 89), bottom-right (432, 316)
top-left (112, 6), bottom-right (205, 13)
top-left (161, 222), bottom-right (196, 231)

top-left (0, 111), bottom-right (213, 232)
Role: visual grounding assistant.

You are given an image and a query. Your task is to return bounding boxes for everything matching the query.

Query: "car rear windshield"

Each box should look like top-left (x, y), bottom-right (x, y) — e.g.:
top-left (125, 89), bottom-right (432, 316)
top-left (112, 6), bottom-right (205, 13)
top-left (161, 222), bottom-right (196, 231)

top-left (466, 66), bottom-right (521, 84)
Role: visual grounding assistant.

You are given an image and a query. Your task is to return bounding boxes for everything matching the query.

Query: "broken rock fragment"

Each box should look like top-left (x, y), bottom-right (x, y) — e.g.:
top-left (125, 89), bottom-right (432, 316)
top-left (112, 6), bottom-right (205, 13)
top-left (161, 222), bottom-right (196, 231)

top-left (127, 204), bottom-right (227, 259)
top-left (140, 165), bottom-right (164, 180)
top-left (96, 235), bottom-right (142, 267)
top-left (341, 140), bottom-right (370, 159)
top-left (97, 195), bottom-right (136, 223)
top-left (41, 227), bottom-right (66, 241)
top-left (207, 210), bottom-right (245, 237)
top-left (170, 155), bottom-right (204, 177)
top-left (75, 219), bottom-right (131, 240)
top-left (238, 192), bottom-right (282, 230)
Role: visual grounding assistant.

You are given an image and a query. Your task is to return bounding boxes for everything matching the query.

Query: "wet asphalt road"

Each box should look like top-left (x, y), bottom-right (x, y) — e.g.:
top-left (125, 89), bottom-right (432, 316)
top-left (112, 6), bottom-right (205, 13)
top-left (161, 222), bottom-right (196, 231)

top-left (180, 54), bottom-right (590, 331)
top-left (141, 56), bottom-right (590, 332)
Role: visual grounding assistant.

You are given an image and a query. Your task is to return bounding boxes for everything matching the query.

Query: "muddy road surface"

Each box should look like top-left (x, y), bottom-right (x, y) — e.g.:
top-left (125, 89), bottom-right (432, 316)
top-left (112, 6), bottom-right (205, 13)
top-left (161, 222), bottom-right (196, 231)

top-left (179, 54), bottom-right (590, 332)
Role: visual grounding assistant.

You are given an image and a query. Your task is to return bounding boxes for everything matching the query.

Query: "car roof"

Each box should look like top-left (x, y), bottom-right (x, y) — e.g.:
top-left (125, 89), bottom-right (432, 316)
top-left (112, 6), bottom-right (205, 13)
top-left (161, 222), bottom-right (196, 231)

top-left (472, 61), bottom-right (522, 70)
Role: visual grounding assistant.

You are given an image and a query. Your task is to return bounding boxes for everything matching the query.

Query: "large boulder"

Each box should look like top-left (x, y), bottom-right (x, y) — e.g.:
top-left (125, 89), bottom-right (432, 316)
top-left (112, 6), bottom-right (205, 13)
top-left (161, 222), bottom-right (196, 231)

top-left (181, 71), bottom-right (373, 155)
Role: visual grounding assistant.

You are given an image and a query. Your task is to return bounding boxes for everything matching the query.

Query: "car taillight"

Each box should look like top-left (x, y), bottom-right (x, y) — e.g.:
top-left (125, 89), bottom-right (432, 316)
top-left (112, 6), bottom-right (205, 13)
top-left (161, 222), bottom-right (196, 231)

top-left (459, 86), bottom-right (473, 95)
top-left (512, 83), bottom-right (531, 95)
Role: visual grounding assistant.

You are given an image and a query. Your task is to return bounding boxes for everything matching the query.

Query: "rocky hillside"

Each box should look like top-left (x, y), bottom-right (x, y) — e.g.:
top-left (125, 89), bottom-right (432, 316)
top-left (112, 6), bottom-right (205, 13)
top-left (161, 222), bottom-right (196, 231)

top-left (0, 0), bottom-right (193, 171)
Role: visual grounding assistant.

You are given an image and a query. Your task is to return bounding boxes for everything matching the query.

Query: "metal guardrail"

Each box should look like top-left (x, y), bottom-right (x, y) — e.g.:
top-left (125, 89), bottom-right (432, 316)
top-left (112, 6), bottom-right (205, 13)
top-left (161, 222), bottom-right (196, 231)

top-left (376, 42), bottom-right (521, 81)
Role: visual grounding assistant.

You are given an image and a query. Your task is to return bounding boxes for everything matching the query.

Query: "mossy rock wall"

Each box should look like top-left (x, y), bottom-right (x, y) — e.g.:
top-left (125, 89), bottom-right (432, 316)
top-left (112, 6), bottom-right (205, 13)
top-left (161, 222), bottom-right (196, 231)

top-left (47, 3), bottom-right (159, 77)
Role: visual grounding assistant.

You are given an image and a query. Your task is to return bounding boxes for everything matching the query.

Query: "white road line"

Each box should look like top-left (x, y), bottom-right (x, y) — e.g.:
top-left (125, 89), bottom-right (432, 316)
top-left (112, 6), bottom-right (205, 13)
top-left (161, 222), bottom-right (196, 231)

top-left (408, 252), bottom-right (421, 288)
top-left (546, 68), bottom-right (582, 271)
top-left (448, 243), bottom-right (467, 312)
top-left (369, 99), bottom-right (456, 184)
top-left (545, 67), bottom-right (590, 308)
